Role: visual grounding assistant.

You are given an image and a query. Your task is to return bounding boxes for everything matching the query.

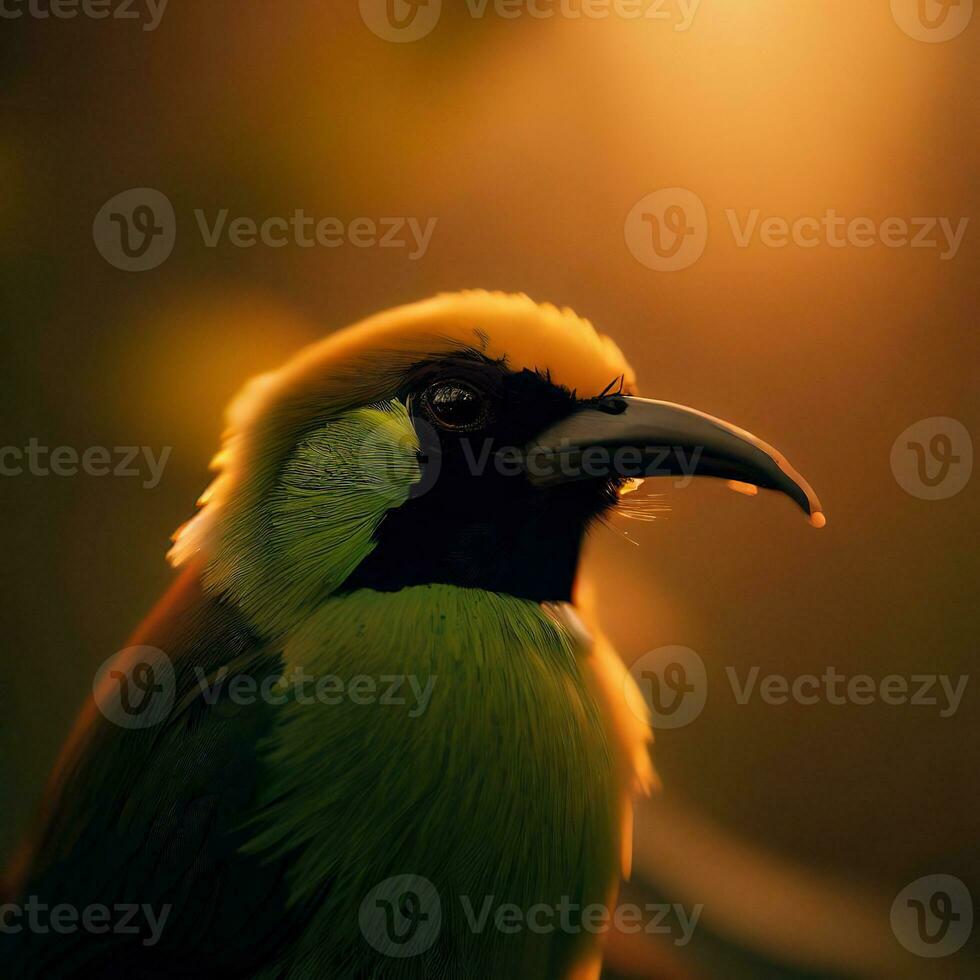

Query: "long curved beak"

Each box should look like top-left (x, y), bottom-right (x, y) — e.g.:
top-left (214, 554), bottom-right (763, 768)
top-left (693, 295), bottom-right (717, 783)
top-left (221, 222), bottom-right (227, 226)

top-left (525, 396), bottom-right (825, 527)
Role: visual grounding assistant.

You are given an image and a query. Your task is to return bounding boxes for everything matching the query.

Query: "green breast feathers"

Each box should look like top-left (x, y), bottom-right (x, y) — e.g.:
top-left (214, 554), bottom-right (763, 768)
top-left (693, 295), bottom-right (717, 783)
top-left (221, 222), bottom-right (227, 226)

top-left (244, 585), bottom-right (618, 979)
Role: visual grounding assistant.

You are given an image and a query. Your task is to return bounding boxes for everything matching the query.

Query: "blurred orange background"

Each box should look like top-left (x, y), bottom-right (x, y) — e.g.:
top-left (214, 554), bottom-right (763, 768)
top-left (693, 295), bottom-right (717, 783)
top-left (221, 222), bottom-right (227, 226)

top-left (0, 2), bottom-right (977, 976)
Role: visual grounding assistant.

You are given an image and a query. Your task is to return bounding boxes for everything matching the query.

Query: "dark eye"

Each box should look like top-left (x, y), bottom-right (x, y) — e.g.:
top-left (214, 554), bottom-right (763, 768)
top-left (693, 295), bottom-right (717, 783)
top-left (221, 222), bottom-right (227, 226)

top-left (422, 380), bottom-right (490, 431)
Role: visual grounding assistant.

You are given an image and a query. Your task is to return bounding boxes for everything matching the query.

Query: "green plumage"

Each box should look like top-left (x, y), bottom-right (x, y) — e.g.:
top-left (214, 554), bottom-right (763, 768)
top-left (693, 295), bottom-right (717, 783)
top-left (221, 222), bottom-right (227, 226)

top-left (214, 400), bottom-right (422, 636)
top-left (246, 586), bottom-right (618, 979)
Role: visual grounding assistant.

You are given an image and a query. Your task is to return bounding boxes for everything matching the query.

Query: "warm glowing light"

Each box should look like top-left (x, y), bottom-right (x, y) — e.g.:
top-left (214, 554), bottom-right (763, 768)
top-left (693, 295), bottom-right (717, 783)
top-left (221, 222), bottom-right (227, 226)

top-left (726, 480), bottom-right (759, 497)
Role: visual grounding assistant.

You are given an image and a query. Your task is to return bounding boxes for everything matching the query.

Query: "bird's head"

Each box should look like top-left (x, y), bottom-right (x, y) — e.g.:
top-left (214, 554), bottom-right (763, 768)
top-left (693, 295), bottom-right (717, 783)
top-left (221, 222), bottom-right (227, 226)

top-left (170, 291), bottom-right (823, 635)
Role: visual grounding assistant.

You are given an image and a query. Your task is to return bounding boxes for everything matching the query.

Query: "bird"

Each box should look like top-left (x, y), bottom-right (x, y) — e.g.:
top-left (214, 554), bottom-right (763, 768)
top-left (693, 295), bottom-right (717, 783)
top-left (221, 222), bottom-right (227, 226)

top-left (1, 291), bottom-right (823, 979)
